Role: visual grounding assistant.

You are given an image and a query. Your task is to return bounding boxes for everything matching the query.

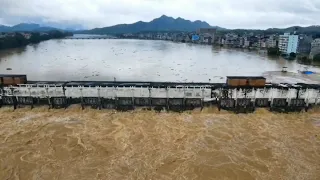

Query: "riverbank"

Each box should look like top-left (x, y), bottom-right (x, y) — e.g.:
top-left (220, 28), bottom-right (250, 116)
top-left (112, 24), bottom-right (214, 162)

top-left (0, 31), bottom-right (72, 50)
top-left (263, 71), bottom-right (320, 84)
top-left (116, 36), bottom-right (320, 67)
top-left (0, 107), bottom-right (319, 180)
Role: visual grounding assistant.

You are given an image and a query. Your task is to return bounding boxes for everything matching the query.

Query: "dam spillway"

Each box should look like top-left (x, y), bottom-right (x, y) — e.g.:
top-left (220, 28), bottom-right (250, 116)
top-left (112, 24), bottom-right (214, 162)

top-left (1, 79), bottom-right (320, 112)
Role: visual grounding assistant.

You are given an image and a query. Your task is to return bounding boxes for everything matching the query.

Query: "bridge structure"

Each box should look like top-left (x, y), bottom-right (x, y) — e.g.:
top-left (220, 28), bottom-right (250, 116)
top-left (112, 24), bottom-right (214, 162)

top-left (64, 36), bottom-right (117, 40)
top-left (0, 81), bottom-right (320, 112)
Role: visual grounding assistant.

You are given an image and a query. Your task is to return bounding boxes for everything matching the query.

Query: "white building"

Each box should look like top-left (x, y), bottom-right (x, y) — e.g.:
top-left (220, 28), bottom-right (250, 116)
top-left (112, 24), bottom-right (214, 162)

top-left (309, 38), bottom-right (320, 59)
top-left (197, 28), bottom-right (216, 41)
top-left (278, 33), bottom-right (289, 52)
top-left (278, 33), bottom-right (299, 54)
top-left (21, 33), bottom-right (32, 39)
top-left (244, 37), bottom-right (250, 47)
top-left (239, 37), bottom-right (244, 47)
top-left (267, 35), bottom-right (278, 48)
top-left (260, 41), bottom-right (267, 48)
top-left (287, 35), bottom-right (299, 53)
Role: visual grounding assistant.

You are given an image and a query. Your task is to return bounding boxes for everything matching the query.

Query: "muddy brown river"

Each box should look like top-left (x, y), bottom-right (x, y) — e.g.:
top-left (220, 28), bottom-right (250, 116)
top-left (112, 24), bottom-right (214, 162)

top-left (0, 107), bottom-right (319, 180)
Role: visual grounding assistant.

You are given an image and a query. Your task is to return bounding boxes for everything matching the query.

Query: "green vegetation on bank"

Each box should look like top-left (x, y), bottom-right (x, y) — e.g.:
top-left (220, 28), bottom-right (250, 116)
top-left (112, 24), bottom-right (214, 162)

top-left (314, 54), bottom-right (320, 62)
top-left (267, 47), bottom-right (320, 66)
top-left (297, 54), bottom-right (320, 66)
top-left (267, 47), bottom-right (281, 56)
top-left (0, 31), bottom-right (72, 50)
top-left (298, 56), bottom-right (312, 64)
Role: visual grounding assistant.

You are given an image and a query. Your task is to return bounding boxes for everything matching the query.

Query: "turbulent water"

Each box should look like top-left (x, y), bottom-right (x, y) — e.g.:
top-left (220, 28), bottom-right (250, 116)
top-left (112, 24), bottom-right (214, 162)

top-left (0, 107), bottom-right (319, 180)
top-left (0, 39), bottom-right (320, 83)
top-left (1, 39), bottom-right (320, 179)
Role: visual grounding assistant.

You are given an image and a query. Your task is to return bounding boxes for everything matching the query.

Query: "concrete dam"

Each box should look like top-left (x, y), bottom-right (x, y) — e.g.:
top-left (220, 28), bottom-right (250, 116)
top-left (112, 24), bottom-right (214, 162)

top-left (0, 75), bottom-right (319, 112)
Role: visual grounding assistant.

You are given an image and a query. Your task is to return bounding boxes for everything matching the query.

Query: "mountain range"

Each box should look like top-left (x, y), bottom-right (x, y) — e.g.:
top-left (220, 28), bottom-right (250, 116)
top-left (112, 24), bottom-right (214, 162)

top-left (1, 15), bottom-right (320, 35)
top-left (0, 23), bottom-right (75, 32)
top-left (266, 26), bottom-right (320, 34)
top-left (78, 15), bottom-right (223, 34)
top-left (77, 15), bottom-right (320, 35)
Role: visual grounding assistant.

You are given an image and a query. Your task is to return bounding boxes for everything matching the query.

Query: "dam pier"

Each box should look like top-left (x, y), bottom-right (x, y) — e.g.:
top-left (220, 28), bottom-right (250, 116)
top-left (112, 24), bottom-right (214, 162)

top-left (0, 75), bottom-right (319, 112)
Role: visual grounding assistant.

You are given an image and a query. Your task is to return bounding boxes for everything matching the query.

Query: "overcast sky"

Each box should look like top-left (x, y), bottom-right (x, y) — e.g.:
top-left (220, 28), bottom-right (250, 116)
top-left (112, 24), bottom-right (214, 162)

top-left (1, 0), bottom-right (320, 29)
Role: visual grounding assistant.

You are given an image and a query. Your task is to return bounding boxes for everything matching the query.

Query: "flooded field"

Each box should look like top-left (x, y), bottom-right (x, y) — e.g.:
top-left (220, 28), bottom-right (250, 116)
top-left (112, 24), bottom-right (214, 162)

top-left (0, 107), bottom-right (319, 180)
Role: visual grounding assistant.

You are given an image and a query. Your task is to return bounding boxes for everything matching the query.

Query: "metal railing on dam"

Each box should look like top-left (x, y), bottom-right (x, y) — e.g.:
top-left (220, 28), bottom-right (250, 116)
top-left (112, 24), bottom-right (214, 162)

top-left (0, 81), bottom-right (320, 112)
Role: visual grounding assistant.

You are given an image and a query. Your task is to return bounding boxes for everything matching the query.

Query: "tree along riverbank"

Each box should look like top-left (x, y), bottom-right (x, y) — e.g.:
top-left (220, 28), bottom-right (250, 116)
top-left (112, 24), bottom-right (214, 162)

top-left (267, 47), bottom-right (320, 66)
top-left (0, 31), bottom-right (73, 50)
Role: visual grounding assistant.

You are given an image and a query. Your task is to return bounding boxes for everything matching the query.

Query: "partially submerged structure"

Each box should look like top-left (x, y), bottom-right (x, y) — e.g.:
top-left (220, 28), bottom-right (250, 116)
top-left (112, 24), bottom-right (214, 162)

top-left (0, 75), bottom-right (319, 112)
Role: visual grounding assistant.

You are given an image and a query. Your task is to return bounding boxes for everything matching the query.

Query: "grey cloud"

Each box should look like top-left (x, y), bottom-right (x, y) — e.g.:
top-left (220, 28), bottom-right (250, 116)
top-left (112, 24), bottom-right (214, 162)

top-left (0, 0), bottom-right (319, 29)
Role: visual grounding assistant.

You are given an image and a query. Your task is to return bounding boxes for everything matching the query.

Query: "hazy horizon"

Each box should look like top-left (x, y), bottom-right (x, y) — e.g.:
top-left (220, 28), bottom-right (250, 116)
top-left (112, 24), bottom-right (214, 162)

top-left (2, 15), bottom-right (320, 31)
top-left (1, 0), bottom-right (320, 30)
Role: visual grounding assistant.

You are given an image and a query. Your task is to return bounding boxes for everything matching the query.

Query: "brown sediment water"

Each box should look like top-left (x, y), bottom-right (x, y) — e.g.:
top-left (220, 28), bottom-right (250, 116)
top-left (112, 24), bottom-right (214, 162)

top-left (0, 107), bottom-right (319, 180)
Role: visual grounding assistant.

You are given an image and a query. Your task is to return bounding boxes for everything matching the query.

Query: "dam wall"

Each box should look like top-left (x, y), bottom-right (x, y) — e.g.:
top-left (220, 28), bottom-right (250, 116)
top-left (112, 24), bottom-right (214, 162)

top-left (0, 81), bottom-right (319, 112)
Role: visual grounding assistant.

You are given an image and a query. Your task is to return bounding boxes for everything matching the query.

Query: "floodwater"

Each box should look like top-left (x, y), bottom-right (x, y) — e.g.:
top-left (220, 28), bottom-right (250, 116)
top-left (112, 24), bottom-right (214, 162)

top-left (0, 107), bottom-right (319, 180)
top-left (0, 39), bottom-right (319, 83)
top-left (1, 38), bottom-right (320, 180)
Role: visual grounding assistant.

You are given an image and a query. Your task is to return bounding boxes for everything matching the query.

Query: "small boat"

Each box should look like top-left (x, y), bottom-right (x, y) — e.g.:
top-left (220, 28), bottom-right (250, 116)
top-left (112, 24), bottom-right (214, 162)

top-left (302, 71), bottom-right (315, 75)
top-left (299, 67), bottom-right (315, 75)
top-left (281, 67), bottom-right (287, 73)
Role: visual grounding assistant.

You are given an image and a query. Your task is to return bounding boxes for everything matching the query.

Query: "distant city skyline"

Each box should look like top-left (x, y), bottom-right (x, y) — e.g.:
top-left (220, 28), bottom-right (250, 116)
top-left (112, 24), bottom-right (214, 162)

top-left (1, 0), bottom-right (320, 30)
